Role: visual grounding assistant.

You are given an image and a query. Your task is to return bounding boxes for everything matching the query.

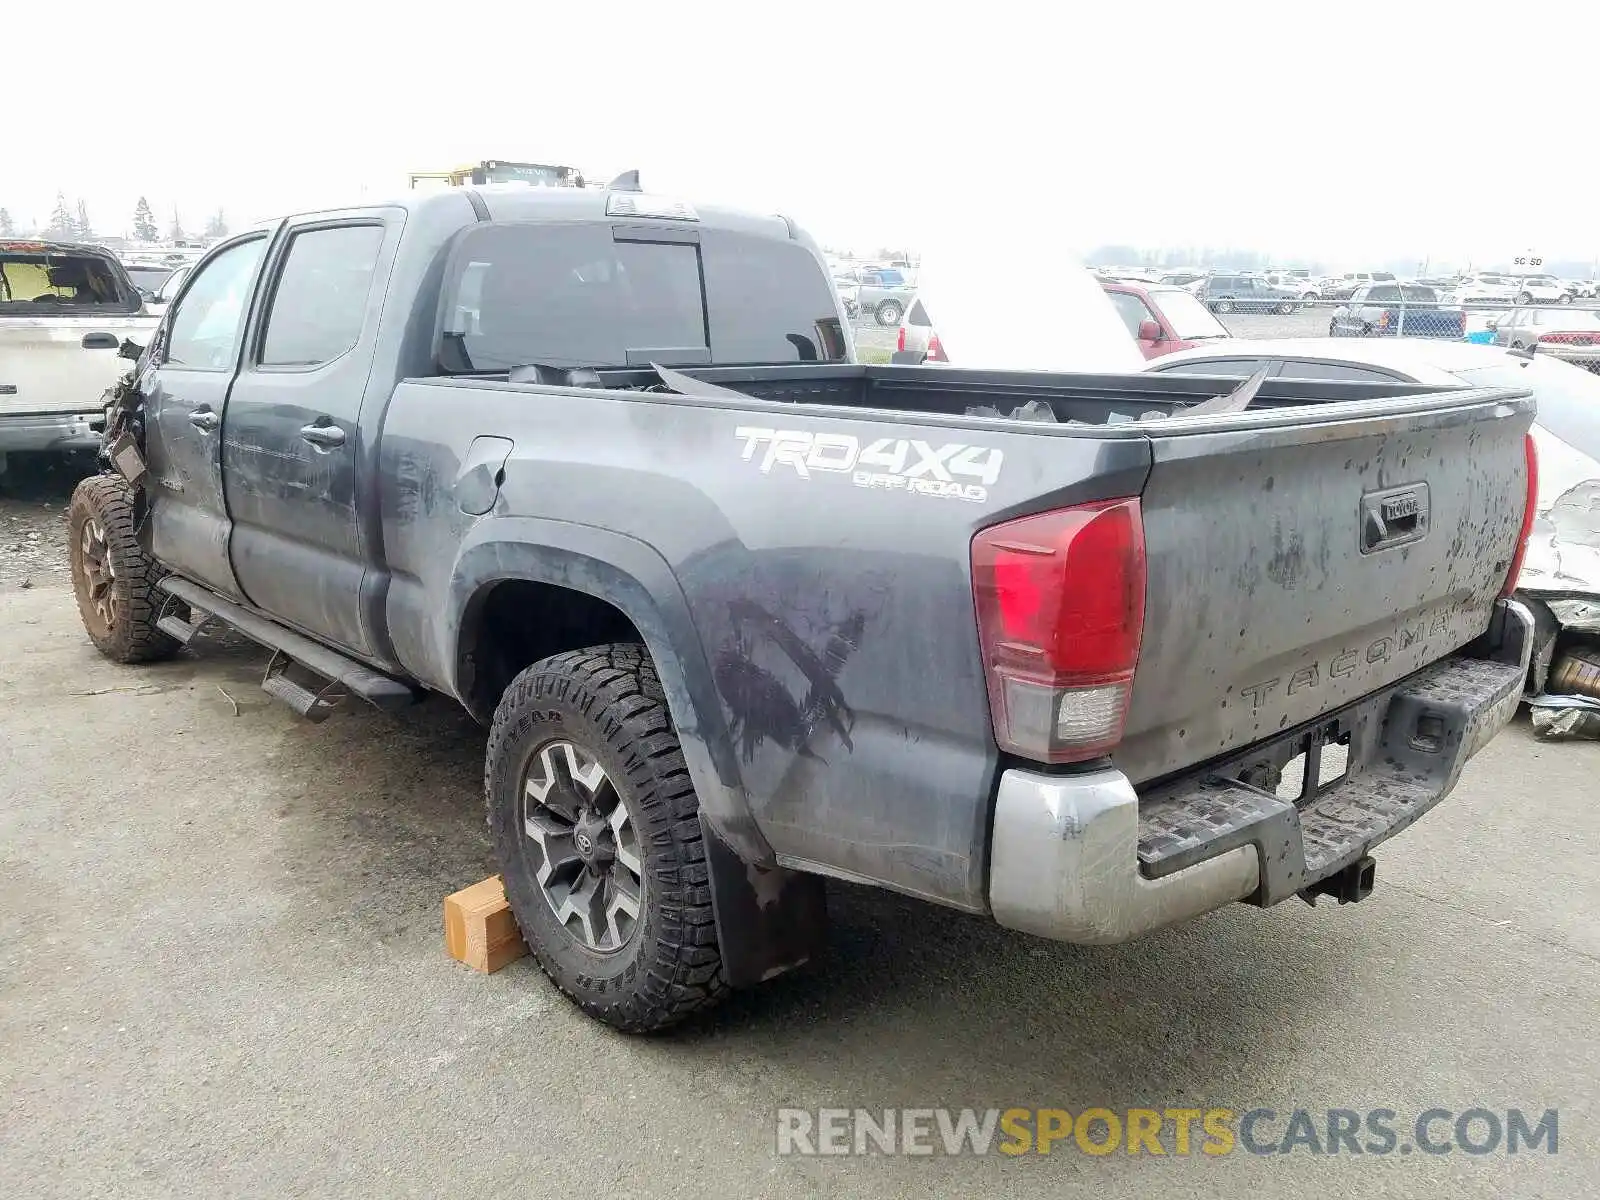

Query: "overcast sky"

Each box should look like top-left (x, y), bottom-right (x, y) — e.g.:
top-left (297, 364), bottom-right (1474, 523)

top-left (10, 1), bottom-right (1598, 268)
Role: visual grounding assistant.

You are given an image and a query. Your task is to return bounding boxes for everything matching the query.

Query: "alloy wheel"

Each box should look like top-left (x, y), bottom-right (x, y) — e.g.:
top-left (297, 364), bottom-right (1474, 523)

top-left (79, 516), bottom-right (117, 634)
top-left (521, 739), bottom-right (643, 953)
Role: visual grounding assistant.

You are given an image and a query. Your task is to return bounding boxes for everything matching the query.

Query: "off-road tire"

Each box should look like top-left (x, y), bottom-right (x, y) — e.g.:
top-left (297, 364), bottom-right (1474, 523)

top-left (485, 643), bottom-right (728, 1032)
top-left (874, 299), bottom-right (904, 327)
top-left (67, 474), bottom-right (179, 664)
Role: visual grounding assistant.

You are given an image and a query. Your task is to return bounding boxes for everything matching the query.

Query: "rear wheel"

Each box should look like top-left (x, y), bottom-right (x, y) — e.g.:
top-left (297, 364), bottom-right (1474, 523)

top-left (1518, 292), bottom-right (1533, 305)
top-left (1276, 302), bottom-right (1295, 315)
top-left (1215, 299), bottom-right (1234, 314)
top-left (67, 474), bottom-right (179, 664)
top-left (874, 299), bottom-right (903, 327)
top-left (1559, 293), bottom-right (1572, 304)
top-left (485, 644), bottom-right (728, 1032)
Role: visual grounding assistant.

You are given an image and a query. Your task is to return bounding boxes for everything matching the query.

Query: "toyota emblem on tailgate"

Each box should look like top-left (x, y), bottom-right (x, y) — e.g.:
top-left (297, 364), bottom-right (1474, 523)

top-left (1360, 483), bottom-right (1430, 554)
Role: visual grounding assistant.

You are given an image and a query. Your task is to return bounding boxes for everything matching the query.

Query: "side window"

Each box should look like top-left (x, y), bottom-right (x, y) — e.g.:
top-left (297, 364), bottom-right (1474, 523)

top-left (1275, 360), bottom-right (1404, 382)
top-left (1151, 358), bottom-right (1268, 377)
top-left (1349, 286), bottom-right (1369, 304)
top-left (163, 238), bottom-right (267, 370)
top-left (1108, 291), bottom-right (1157, 338)
top-left (1370, 285), bottom-right (1401, 303)
top-left (258, 225), bottom-right (385, 368)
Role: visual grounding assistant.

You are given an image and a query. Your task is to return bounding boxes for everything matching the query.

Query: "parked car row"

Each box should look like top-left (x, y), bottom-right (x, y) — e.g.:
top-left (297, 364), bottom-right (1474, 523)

top-left (1094, 266), bottom-right (1600, 308)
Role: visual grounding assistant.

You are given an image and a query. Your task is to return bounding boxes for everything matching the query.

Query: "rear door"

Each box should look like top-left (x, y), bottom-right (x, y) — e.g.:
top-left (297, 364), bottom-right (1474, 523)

top-left (143, 234), bottom-right (270, 596)
top-left (1116, 386), bottom-right (1534, 784)
top-left (223, 214), bottom-right (396, 655)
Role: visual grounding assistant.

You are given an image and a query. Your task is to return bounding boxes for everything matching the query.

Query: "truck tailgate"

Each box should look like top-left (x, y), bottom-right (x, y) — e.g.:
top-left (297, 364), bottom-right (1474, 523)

top-left (0, 317), bottom-right (154, 418)
top-left (1116, 386), bottom-right (1534, 785)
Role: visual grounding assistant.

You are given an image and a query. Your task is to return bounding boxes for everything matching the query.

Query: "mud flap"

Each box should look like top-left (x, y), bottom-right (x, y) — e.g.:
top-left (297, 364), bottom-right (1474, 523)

top-left (700, 812), bottom-right (828, 988)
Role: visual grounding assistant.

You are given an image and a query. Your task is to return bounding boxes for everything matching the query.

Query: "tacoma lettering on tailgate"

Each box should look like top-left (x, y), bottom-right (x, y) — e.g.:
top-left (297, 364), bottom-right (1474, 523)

top-left (1239, 607), bottom-right (1468, 710)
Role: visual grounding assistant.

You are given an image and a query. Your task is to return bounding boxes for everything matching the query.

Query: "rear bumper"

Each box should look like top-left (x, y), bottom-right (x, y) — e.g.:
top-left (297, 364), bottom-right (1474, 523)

top-left (989, 599), bottom-right (1534, 944)
top-left (0, 411), bottom-right (103, 453)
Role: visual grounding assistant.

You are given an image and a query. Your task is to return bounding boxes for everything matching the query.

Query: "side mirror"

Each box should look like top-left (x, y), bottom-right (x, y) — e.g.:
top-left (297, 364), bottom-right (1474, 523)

top-left (1137, 319), bottom-right (1163, 342)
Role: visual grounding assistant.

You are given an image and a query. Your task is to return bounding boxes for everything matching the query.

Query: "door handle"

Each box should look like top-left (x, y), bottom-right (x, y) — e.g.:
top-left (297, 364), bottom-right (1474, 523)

top-left (81, 332), bottom-right (120, 350)
top-left (189, 409), bottom-right (221, 432)
top-left (300, 422), bottom-right (347, 449)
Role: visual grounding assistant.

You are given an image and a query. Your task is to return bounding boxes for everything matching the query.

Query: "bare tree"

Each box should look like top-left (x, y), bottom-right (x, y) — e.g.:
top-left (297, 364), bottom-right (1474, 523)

top-left (0, 208), bottom-right (14, 237)
top-left (168, 208), bottom-right (185, 243)
top-left (45, 192), bottom-right (76, 239)
top-left (76, 199), bottom-right (93, 239)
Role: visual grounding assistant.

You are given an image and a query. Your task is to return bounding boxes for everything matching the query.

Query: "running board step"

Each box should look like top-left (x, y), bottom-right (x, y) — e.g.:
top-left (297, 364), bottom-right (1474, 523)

top-left (156, 608), bottom-right (211, 646)
top-left (262, 651), bottom-right (344, 723)
top-left (156, 576), bottom-right (419, 717)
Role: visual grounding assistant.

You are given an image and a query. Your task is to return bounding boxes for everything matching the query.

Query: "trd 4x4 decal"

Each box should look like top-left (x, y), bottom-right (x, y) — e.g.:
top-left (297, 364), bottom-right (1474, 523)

top-left (734, 427), bottom-right (1004, 504)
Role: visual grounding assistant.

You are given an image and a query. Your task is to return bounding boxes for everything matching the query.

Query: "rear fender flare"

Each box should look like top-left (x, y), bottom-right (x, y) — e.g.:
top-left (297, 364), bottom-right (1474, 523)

top-left (444, 517), bottom-right (773, 865)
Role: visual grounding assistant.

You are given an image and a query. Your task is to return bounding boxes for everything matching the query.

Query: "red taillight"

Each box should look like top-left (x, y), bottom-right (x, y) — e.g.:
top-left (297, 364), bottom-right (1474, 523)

top-left (1538, 331), bottom-right (1593, 344)
top-left (896, 324), bottom-right (906, 352)
top-left (1501, 433), bottom-right (1538, 598)
top-left (926, 332), bottom-right (948, 362)
top-left (972, 498), bottom-right (1146, 763)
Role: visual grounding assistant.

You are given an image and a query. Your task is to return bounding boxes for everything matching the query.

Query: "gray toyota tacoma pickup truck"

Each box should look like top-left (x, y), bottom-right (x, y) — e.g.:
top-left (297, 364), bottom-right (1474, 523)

top-left (68, 184), bottom-right (1538, 1031)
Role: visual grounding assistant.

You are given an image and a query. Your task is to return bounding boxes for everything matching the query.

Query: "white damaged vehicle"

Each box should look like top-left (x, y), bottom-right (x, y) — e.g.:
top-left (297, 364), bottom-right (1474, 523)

top-left (0, 239), bottom-right (159, 470)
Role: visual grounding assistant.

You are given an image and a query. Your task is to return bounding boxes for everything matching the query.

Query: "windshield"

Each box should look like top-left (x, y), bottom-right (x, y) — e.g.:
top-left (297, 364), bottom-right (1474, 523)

top-left (1152, 289), bottom-right (1229, 339)
top-left (437, 222), bottom-right (845, 371)
top-left (0, 247), bottom-right (140, 315)
top-left (1455, 357), bottom-right (1600, 461)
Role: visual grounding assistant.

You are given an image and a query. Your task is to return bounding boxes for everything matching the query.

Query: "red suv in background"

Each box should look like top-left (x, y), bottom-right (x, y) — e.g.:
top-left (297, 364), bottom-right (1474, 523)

top-left (1102, 281), bottom-right (1233, 359)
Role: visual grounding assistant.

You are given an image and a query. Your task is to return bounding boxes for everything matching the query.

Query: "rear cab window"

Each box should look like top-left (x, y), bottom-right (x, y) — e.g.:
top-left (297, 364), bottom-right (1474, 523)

top-left (0, 243), bottom-right (140, 316)
top-left (437, 222), bottom-right (846, 371)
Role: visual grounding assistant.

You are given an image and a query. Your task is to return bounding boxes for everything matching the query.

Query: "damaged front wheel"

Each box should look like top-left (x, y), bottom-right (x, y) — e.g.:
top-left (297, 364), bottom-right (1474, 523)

top-left (68, 474), bottom-right (179, 664)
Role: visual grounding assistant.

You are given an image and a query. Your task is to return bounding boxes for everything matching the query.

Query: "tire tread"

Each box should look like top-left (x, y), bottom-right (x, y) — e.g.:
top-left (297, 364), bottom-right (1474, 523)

top-left (484, 643), bottom-right (729, 1032)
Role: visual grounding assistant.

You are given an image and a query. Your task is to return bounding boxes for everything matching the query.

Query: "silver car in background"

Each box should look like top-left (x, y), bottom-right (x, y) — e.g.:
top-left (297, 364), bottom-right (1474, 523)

top-left (1489, 307), bottom-right (1600, 367)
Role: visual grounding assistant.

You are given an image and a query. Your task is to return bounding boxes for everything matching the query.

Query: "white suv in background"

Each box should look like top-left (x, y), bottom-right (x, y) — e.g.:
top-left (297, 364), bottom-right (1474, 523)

top-left (1514, 274), bottom-right (1573, 304)
top-left (1264, 272), bottom-right (1321, 300)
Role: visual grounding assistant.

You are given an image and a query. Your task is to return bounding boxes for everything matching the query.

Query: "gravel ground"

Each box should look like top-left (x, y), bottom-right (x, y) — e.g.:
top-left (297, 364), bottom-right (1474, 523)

top-left (2, 589), bottom-right (1598, 1198)
top-left (0, 453), bottom-right (93, 591)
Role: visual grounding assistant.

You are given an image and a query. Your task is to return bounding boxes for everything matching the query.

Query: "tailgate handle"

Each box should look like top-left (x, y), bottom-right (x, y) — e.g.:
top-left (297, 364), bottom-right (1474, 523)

top-left (0, 384), bottom-right (15, 395)
top-left (81, 332), bottom-right (119, 350)
top-left (1360, 484), bottom-right (1430, 554)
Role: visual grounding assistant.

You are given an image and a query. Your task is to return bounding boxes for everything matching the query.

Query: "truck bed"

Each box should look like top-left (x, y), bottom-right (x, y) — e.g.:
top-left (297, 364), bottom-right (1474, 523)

top-left (385, 363), bottom-right (1532, 910)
